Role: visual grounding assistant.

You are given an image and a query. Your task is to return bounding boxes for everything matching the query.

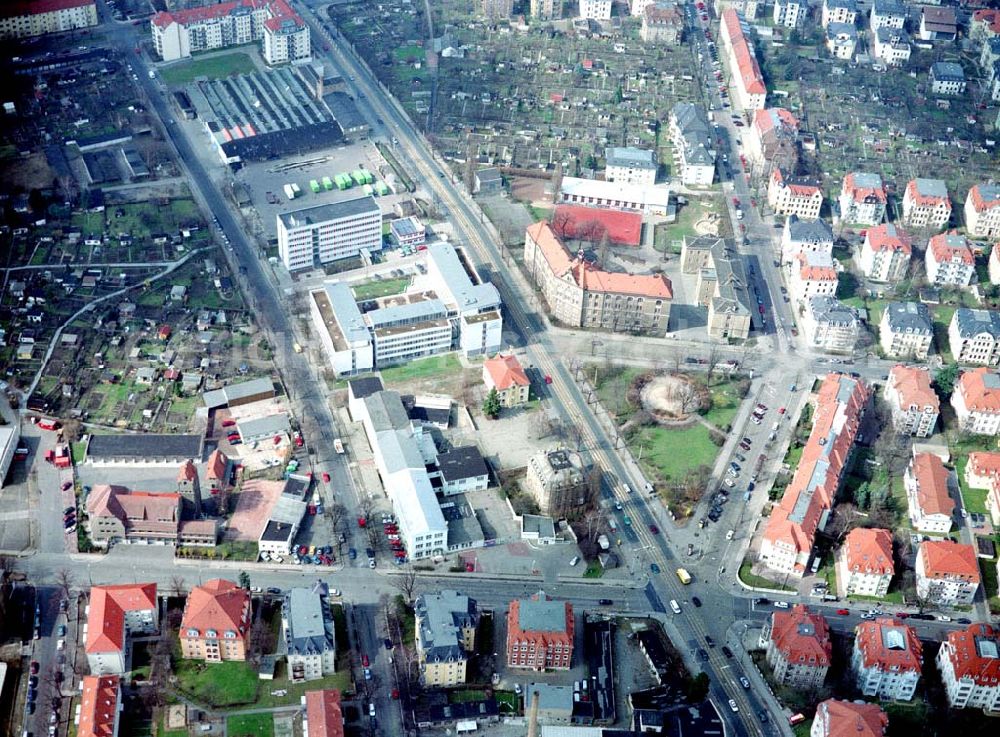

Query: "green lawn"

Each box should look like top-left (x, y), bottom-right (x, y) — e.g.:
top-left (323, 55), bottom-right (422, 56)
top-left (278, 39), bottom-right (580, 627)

top-left (954, 456), bottom-right (990, 515)
top-left (393, 44), bottom-right (424, 62)
top-left (160, 52), bottom-right (255, 85)
top-left (352, 277), bottom-right (411, 300)
top-left (71, 442), bottom-right (87, 464)
top-left (630, 423), bottom-right (720, 484)
top-left (653, 197), bottom-right (718, 252)
top-left (739, 557), bottom-right (795, 591)
top-left (173, 659), bottom-right (259, 707)
top-left (495, 691), bottom-right (520, 714)
top-left (793, 721), bottom-right (813, 737)
top-left (380, 354), bottom-right (462, 384)
top-left (227, 714), bottom-right (273, 737)
top-left (981, 559), bottom-right (1000, 615)
top-left (702, 378), bottom-right (745, 429)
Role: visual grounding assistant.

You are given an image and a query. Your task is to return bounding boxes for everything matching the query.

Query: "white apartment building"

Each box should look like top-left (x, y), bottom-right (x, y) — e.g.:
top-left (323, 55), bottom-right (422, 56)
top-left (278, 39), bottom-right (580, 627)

top-left (827, 23), bottom-right (858, 60)
top-left (884, 365), bottom-right (940, 438)
top-left (802, 296), bottom-right (861, 354)
top-left (937, 624), bottom-right (1000, 713)
top-left (781, 216), bottom-right (834, 265)
top-left (152, 0), bottom-right (311, 66)
top-left (811, 700), bottom-right (888, 737)
top-left (902, 178), bottom-right (951, 230)
top-left (904, 453), bottom-right (955, 534)
top-left (836, 527), bottom-right (894, 598)
top-left (879, 302), bottom-right (933, 360)
top-left (283, 587), bottom-right (336, 682)
top-left (769, 169), bottom-right (823, 219)
top-left (950, 309), bottom-right (1000, 367)
top-left (720, 9), bottom-right (768, 112)
top-left (990, 247), bottom-right (1000, 286)
top-left (965, 184), bottom-right (1000, 239)
top-left (916, 541), bottom-right (981, 606)
top-left (773, 0), bottom-right (803, 28)
top-left (930, 62), bottom-right (966, 95)
top-left (952, 367), bottom-right (1000, 435)
top-left (870, 0), bottom-right (907, 31)
top-left (852, 618), bottom-right (923, 701)
top-left (579, 0), bottom-right (612, 19)
top-left (605, 147), bottom-right (657, 185)
top-left (873, 27), bottom-right (911, 66)
top-left (0, 0), bottom-right (97, 40)
top-left (85, 584), bottom-right (159, 676)
top-left (857, 224), bottom-right (912, 282)
top-left (790, 251), bottom-right (838, 305)
top-left (839, 172), bottom-right (887, 226)
top-left (822, 0), bottom-right (858, 27)
top-left (670, 104), bottom-right (716, 187)
top-left (927, 232), bottom-right (976, 287)
top-left (277, 196), bottom-right (382, 272)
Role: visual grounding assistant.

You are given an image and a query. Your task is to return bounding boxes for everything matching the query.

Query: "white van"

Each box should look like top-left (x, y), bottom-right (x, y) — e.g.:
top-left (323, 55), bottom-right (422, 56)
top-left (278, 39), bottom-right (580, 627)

top-left (669, 600), bottom-right (681, 614)
top-left (774, 601), bottom-right (790, 609)
top-left (569, 556), bottom-right (580, 566)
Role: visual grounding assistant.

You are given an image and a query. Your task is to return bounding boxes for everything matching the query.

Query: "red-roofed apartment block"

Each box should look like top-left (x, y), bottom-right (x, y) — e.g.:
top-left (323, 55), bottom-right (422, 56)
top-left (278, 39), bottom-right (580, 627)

top-left (852, 618), bottom-right (923, 701)
top-left (916, 540), bottom-right (981, 606)
top-left (720, 9), bottom-right (767, 112)
top-left (884, 365), bottom-right (939, 437)
top-left (927, 232), bottom-right (975, 287)
top-left (836, 527), bottom-right (894, 598)
top-left (304, 689), bottom-right (345, 737)
top-left (760, 374), bottom-right (869, 576)
top-left (768, 168), bottom-right (822, 219)
top-left (552, 205), bottom-right (643, 246)
top-left (180, 579), bottom-right (252, 662)
top-left (78, 675), bottom-right (122, 737)
top-left (937, 623), bottom-right (1000, 712)
top-left (904, 452), bottom-right (955, 533)
top-left (965, 451), bottom-right (1000, 526)
top-left (812, 699), bottom-right (887, 737)
top-left (951, 367), bottom-right (1000, 435)
top-left (839, 172), bottom-right (887, 226)
top-left (506, 590), bottom-right (574, 670)
top-left (482, 352), bottom-right (530, 407)
top-left (748, 108), bottom-right (799, 165)
top-left (902, 178), bottom-right (951, 230)
top-left (964, 184), bottom-right (1000, 240)
top-left (85, 584), bottom-right (159, 675)
top-left (857, 224), bottom-right (912, 283)
top-left (765, 605), bottom-right (831, 688)
top-left (0, 0), bottom-right (97, 40)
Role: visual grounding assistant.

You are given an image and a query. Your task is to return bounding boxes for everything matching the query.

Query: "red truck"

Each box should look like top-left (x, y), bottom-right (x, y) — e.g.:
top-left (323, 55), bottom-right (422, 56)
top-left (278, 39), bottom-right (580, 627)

top-left (45, 446), bottom-right (71, 468)
top-left (37, 418), bottom-right (60, 431)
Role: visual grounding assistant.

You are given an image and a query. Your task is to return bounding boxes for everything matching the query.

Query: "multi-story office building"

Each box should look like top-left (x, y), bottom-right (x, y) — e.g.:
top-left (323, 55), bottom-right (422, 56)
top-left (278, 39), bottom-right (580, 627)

top-left (852, 618), bottom-right (923, 701)
top-left (765, 605), bottom-right (832, 688)
top-left (837, 528), bottom-right (894, 598)
top-left (879, 302), bottom-right (933, 360)
top-left (857, 224), bottom-right (912, 283)
top-left (904, 453), bottom-right (955, 534)
top-left (0, 0), bottom-right (97, 40)
top-left (152, 0), bottom-right (310, 66)
top-left (937, 624), bottom-right (1000, 712)
top-left (277, 197), bottom-right (381, 272)
top-left (949, 310), bottom-right (1000, 367)
top-left (414, 591), bottom-right (479, 687)
top-left (902, 178), bottom-right (951, 230)
top-left (884, 365), bottom-right (939, 437)
top-left (926, 232), bottom-right (975, 287)
top-left (915, 541), bottom-right (981, 606)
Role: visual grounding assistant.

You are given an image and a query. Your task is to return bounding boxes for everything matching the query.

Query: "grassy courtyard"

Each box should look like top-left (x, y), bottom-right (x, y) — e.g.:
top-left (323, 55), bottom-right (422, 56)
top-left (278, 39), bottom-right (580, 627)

top-left (380, 353), bottom-right (462, 384)
top-left (352, 276), bottom-right (411, 301)
top-left (227, 714), bottom-right (273, 737)
top-left (173, 660), bottom-right (258, 707)
top-left (160, 52), bottom-right (256, 85)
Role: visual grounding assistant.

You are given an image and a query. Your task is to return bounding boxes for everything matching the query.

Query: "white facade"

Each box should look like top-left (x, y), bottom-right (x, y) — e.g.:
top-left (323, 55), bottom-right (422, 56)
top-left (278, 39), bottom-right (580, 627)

top-left (773, 0), bottom-right (802, 28)
top-left (884, 366), bottom-right (939, 438)
top-left (605, 147), bottom-right (657, 186)
top-left (822, 0), bottom-right (858, 27)
top-left (915, 544), bottom-right (981, 606)
top-left (851, 629), bottom-right (922, 701)
top-left (965, 185), bottom-right (1000, 240)
top-left (937, 627), bottom-right (1000, 712)
top-left (579, 0), bottom-right (612, 19)
top-left (558, 176), bottom-right (671, 216)
top-left (927, 236), bottom-right (975, 287)
top-left (0, 424), bottom-right (20, 491)
top-left (0, 0), bottom-right (97, 40)
top-left (278, 197), bottom-right (381, 272)
top-left (902, 178), bottom-right (950, 229)
top-left (873, 28), bottom-right (911, 66)
top-left (856, 226), bottom-right (911, 283)
top-left (839, 173), bottom-right (887, 226)
top-left (802, 296), bottom-right (860, 354)
top-left (781, 217), bottom-right (834, 265)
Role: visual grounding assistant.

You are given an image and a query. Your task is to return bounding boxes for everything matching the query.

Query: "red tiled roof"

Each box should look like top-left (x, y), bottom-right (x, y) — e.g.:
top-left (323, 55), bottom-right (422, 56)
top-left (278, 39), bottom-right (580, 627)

top-left (484, 353), bottom-right (530, 391)
top-left (797, 253), bottom-right (838, 282)
top-left (78, 675), bottom-right (120, 737)
top-left (526, 222), bottom-right (673, 299)
top-left (305, 689), bottom-right (344, 737)
top-left (865, 223), bottom-right (912, 254)
top-left (956, 368), bottom-right (1000, 414)
top-left (844, 173), bottom-right (886, 203)
top-left (843, 528), bottom-right (894, 576)
top-left (815, 699), bottom-right (887, 737)
top-left (0, 0), bottom-right (92, 19)
top-left (753, 108), bottom-right (798, 136)
top-left (929, 232), bottom-right (974, 265)
top-left (177, 459), bottom-right (198, 483)
top-left (772, 168), bottom-right (821, 198)
top-left (943, 623), bottom-right (1000, 686)
top-left (918, 540), bottom-right (980, 581)
top-left (769, 604), bottom-right (831, 666)
top-left (86, 583), bottom-right (157, 655)
top-left (721, 9), bottom-right (766, 95)
top-left (153, 0), bottom-right (301, 30)
top-left (972, 9), bottom-right (1000, 36)
top-left (181, 579), bottom-right (251, 638)
top-left (967, 451), bottom-right (1000, 483)
top-left (969, 184), bottom-right (1000, 212)
top-left (910, 452), bottom-right (955, 517)
top-left (905, 179), bottom-right (950, 208)
top-left (888, 365), bottom-right (939, 412)
top-left (553, 205), bottom-right (642, 246)
top-left (207, 449), bottom-right (229, 481)
top-left (854, 618), bottom-right (922, 673)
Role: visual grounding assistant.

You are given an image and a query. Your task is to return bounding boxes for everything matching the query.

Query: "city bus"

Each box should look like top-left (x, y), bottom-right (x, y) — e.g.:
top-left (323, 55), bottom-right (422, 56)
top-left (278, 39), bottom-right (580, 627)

top-left (676, 568), bottom-right (692, 585)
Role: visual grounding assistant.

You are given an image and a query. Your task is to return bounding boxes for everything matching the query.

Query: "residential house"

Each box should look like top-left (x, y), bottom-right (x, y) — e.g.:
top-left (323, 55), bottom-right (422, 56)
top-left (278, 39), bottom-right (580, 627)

top-left (811, 700), bottom-right (888, 737)
top-left (884, 365), bottom-right (940, 437)
top-left (920, 6), bottom-right (958, 41)
top-left (681, 236), bottom-right (753, 340)
top-left (579, 0), bottom-right (612, 20)
top-left (801, 296), bottom-right (861, 354)
top-left (768, 169), bottom-right (823, 219)
top-left (904, 452), bottom-right (955, 533)
top-left (873, 27), bottom-right (912, 66)
top-left (839, 172), bottom-right (887, 225)
top-left (949, 310), bottom-right (1000, 366)
top-left (852, 618), bottom-right (923, 701)
top-left (936, 623), bottom-right (1000, 712)
top-left (930, 62), bottom-right (966, 95)
top-left (720, 9), bottom-right (767, 112)
top-left (78, 675), bottom-right (121, 737)
top-left (303, 689), bottom-right (344, 737)
top-left (670, 103), bottom-right (717, 186)
top-left (991, 246), bottom-right (1000, 286)
top-left (927, 232), bottom-right (975, 287)
top-left (822, 0), bottom-right (858, 27)
top-left (952, 367), bottom-right (1000, 434)
top-left (506, 590), bottom-right (574, 670)
top-left (870, 0), bottom-right (907, 31)
top-left (765, 605), bottom-right (832, 688)
top-left (524, 448), bottom-right (586, 516)
top-left (965, 184), bottom-right (1000, 239)
top-left (827, 23), bottom-right (859, 59)
top-left (482, 353), bottom-right (530, 408)
top-left (970, 9), bottom-right (1000, 46)
top-left (879, 302), bottom-right (933, 360)
top-left (915, 541), bottom-right (981, 606)
top-left (837, 528), bottom-right (894, 598)
top-left (414, 590), bottom-right (479, 687)
top-left (748, 108), bottom-right (800, 170)
top-left (85, 584), bottom-right (159, 675)
top-left (641, 3), bottom-right (684, 44)
top-left (605, 147), bottom-right (657, 186)
top-left (760, 374), bottom-right (869, 575)
top-left (965, 452), bottom-right (1000, 525)
top-left (283, 586), bottom-right (337, 682)
top-left (773, 0), bottom-right (803, 28)
top-left (180, 579), bottom-right (252, 662)
top-left (902, 179), bottom-right (951, 230)
top-left (790, 251), bottom-right (838, 305)
top-left (857, 224), bottom-right (912, 282)
top-left (781, 216), bottom-right (834, 265)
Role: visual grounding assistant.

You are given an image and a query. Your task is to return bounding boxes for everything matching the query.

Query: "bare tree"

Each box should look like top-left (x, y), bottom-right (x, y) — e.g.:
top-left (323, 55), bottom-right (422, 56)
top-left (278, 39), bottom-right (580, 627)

top-left (581, 508), bottom-right (606, 542)
top-left (393, 569), bottom-right (418, 605)
top-left (55, 568), bottom-right (74, 599)
top-left (326, 503), bottom-right (348, 544)
top-left (170, 575), bottom-right (186, 598)
top-left (704, 345), bottom-right (720, 386)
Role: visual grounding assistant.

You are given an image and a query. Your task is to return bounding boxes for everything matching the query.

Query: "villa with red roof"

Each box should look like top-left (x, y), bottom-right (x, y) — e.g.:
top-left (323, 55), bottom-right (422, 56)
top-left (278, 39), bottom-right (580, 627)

top-left (811, 699), bottom-right (888, 737)
top-left (304, 689), bottom-right (345, 737)
top-left (839, 172), bottom-right (887, 226)
top-left (883, 365), bottom-right (939, 437)
top-left (965, 452), bottom-right (1000, 526)
top-left (915, 540), bottom-right (981, 606)
top-left (151, 0), bottom-right (309, 66)
top-left (901, 178), bottom-right (951, 230)
top-left (856, 224), bottom-right (912, 283)
top-left (765, 605), bottom-right (831, 688)
top-left (0, 0), bottom-right (97, 41)
top-left (768, 168), bottom-right (823, 219)
top-left (523, 222), bottom-right (672, 336)
top-left (836, 527), bottom-right (894, 598)
top-left (760, 374), bottom-right (869, 576)
top-left (482, 353), bottom-right (530, 408)
top-left (78, 675), bottom-right (121, 737)
top-left (937, 623), bottom-right (1000, 712)
top-left (964, 184), bottom-right (1000, 239)
top-left (180, 579), bottom-right (252, 662)
top-left (720, 10), bottom-right (767, 112)
top-left (951, 367), bottom-right (1000, 434)
top-left (926, 232), bottom-right (975, 287)
top-left (748, 108), bottom-right (799, 167)
top-left (86, 584), bottom-right (158, 675)
top-left (789, 251), bottom-right (838, 306)
top-left (904, 452), bottom-right (955, 533)
top-left (852, 617), bottom-right (923, 701)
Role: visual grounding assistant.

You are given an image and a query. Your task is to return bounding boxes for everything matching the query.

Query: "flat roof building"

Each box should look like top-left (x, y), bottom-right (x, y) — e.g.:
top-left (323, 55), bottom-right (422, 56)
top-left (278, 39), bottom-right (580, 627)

top-left (278, 196), bottom-right (381, 272)
top-left (86, 434), bottom-right (202, 466)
